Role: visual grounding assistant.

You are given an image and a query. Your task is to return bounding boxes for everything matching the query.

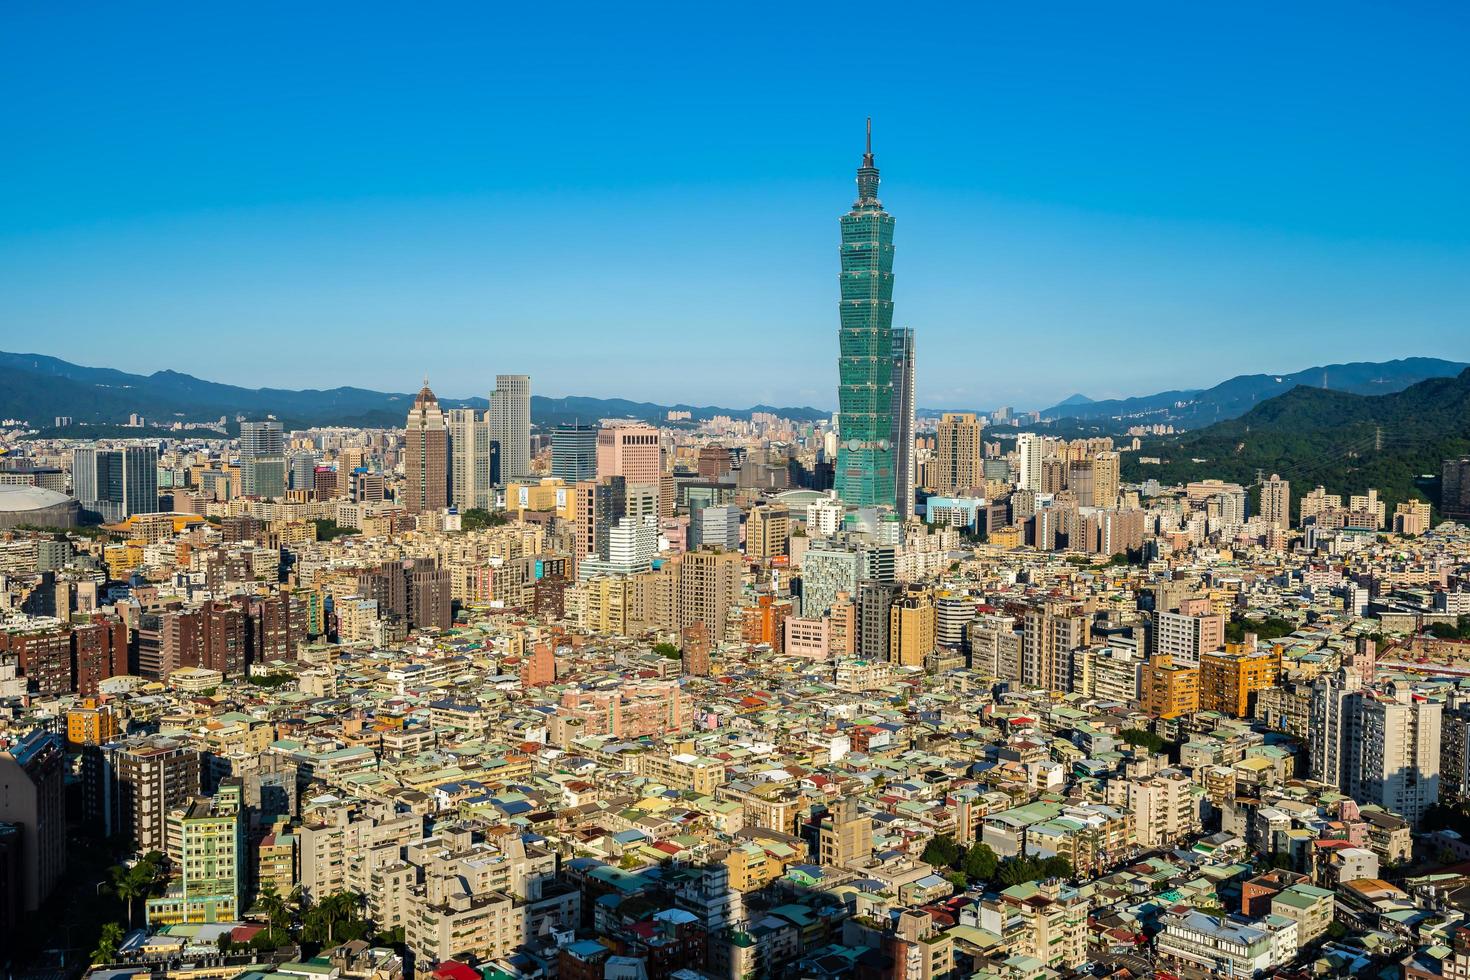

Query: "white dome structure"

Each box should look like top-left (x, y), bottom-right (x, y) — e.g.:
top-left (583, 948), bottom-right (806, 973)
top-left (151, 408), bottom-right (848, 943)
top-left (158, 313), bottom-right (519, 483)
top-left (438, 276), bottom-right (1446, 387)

top-left (0, 484), bottom-right (81, 529)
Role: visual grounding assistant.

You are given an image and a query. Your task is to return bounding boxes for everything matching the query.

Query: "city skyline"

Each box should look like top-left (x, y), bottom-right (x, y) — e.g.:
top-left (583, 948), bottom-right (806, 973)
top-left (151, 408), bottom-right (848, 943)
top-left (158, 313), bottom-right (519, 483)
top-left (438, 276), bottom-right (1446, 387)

top-left (4, 4), bottom-right (1468, 407)
top-left (7, 5), bottom-right (1470, 974)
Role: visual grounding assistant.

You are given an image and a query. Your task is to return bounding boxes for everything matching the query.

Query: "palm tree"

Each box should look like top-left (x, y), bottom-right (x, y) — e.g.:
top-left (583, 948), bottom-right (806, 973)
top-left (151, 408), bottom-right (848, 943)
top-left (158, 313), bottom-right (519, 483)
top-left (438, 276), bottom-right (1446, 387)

top-left (92, 921), bottom-right (125, 964)
top-left (287, 884), bottom-right (307, 926)
top-left (321, 891), bottom-right (360, 944)
top-left (257, 883), bottom-right (288, 942)
top-left (110, 863), bottom-right (146, 928)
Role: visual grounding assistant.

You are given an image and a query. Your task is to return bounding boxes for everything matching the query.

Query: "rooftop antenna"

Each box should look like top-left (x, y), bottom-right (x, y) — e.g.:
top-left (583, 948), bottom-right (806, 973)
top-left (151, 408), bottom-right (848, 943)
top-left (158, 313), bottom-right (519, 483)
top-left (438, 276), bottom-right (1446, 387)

top-left (863, 117), bottom-right (874, 167)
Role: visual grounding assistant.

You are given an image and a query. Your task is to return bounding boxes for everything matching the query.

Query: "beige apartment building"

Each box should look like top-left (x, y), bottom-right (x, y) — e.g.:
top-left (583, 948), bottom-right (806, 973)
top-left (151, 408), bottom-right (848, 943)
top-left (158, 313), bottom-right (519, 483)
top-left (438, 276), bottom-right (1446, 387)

top-left (1128, 768), bottom-right (1200, 848)
top-left (934, 413), bottom-right (984, 494)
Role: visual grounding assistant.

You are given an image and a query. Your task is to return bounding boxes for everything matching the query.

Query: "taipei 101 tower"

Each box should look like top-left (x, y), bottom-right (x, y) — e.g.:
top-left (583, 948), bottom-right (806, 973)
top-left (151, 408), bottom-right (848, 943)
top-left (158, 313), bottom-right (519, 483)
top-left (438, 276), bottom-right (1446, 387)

top-left (835, 119), bottom-right (896, 509)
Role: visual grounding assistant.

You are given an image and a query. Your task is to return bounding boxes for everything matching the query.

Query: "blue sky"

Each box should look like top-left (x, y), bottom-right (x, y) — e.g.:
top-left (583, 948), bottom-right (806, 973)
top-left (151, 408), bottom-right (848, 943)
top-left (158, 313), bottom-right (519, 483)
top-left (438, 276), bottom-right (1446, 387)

top-left (2, 3), bottom-right (1467, 410)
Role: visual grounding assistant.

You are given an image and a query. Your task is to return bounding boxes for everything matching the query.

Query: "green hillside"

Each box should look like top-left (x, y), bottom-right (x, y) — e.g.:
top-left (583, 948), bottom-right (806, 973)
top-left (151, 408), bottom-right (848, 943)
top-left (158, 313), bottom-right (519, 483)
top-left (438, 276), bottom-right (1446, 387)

top-left (1122, 368), bottom-right (1470, 517)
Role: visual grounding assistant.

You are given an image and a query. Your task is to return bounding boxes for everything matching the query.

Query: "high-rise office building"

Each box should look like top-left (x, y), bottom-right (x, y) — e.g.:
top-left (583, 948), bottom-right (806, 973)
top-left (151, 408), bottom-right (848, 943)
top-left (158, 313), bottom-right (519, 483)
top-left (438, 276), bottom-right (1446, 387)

top-left (239, 420), bottom-right (286, 498)
top-left (745, 504), bottom-right (790, 558)
top-left (836, 120), bottom-right (896, 509)
top-left (72, 445), bottom-right (159, 522)
top-left (1443, 457), bottom-right (1470, 522)
top-left (288, 452), bottom-right (318, 492)
top-left (690, 504), bottom-right (741, 551)
top-left (697, 444), bottom-right (733, 481)
top-left (239, 425), bottom-right (285, 499)
top-left (1261, 474), bottom-right (1291, 529)
top-left (446, 408), bottom-right (492, 511)
top-left (935, 412), bottom-right (984, 495)
top-left (891, 326), bottom-right (916, 518)
top-left (597, 423), bottom-right (661, 483)
top-left (240, 457), bottom-right (286, 499)
top-left (489, 374), bottom-right (531, 483)
top-left (551, 423), bottom-right (598, 483)
top-left (403, 381), bottom-right (449, 513)
top-left (239, 420), bottom-right (284, 457)
top-left (597, 422), bottom-right (662, 515)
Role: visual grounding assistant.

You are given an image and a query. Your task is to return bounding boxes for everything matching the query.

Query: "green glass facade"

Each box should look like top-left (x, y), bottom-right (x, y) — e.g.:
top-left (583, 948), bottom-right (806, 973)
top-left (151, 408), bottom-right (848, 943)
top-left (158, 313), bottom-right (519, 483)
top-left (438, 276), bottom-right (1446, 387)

top-left (836, 123), bottom-right (896, 507)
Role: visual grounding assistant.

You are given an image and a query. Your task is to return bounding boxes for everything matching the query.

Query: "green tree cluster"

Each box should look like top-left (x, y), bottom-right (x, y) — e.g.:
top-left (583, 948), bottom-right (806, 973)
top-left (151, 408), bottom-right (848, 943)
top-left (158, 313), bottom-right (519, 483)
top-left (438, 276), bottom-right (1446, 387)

top-left (995, 854), bottom-right (1073, 887)
top-left (1120, 728), bottom-right (1167, 753)
top-left (461, 508), bottom-right (509, 531)
top-left (251, 885), bottom-right (368, 949)
top-left (920, 835), bottom-right (1003, 887)
top-left (312, 518), bottom-right (359, 541)
top-left (1427, 615), bottom-right (1470, 641)
top-left (921, 834), bottom-right (961, 868)
top-left (1225, 616), bottom-right (1296, 644)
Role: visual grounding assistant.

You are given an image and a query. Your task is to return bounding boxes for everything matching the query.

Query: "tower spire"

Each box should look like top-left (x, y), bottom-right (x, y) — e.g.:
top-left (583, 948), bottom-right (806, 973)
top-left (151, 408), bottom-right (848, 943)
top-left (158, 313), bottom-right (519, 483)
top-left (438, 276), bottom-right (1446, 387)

top-left (855, 117), bottom-right (880, 205)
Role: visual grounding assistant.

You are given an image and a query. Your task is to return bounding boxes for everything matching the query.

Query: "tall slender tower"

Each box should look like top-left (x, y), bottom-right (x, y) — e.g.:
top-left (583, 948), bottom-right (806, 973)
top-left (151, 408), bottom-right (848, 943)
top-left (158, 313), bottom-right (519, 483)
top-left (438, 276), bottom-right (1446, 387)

top-left (489, 374), bottom-right (531, 483)
top-left (403, 379), bottom-right (448, 513)
top-left (446, 407), bottom-right (492, 510)
top-left (836, 119), bottom-right (896, 508)
top-left (890, 326), bottom-right (915, 518)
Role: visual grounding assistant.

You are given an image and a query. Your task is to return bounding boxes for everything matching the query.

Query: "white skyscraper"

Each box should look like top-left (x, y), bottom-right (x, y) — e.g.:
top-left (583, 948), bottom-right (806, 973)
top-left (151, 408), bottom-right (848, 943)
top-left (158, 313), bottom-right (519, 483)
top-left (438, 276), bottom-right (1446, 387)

top-left (606, 516), bottom-right (658, 573)
top-left (1310, 672), bottom-right (1442, 826)
top-left (806, 495), bottom-right (845, 538)
top-left (1017, 433), bottom-right (1042, 492)
top-left (446, 408), bottom-right (492, 510)
top-left (1308, 667), bottom-right (1360, 790)
top-left (489, 374), bottom-right (531, 484)
top-left (1352, 682), bottom-right (1441, 826)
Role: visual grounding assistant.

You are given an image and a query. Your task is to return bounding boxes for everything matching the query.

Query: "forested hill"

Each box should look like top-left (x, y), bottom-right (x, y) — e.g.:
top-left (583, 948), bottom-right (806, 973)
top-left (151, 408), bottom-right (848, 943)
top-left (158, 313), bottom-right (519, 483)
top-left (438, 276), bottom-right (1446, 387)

top-left (1043, 357), bottom-right (1466, 427)
top-left (1122, 367), bottom-right (1470, 515)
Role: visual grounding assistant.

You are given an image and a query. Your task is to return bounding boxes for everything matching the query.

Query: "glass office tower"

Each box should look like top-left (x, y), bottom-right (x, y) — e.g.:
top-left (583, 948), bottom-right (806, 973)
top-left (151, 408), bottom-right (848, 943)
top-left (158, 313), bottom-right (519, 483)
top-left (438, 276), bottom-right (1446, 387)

top-left (836, 119), bottom-right (896, 508)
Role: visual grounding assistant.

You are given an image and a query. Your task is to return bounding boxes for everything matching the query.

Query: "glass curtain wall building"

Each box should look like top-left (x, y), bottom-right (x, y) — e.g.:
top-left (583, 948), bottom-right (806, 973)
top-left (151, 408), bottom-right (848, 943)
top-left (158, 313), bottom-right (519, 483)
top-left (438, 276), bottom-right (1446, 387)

top-left (836, 119), bottom-right (896, 508)
top-left (551, 423), bottom-right (598, 483)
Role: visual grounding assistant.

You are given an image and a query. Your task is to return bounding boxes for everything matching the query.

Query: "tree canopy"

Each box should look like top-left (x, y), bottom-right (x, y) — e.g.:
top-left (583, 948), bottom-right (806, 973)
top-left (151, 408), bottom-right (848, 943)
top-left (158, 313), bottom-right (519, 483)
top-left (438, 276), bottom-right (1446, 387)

top-left (462, 508), bottom-right (509, 531)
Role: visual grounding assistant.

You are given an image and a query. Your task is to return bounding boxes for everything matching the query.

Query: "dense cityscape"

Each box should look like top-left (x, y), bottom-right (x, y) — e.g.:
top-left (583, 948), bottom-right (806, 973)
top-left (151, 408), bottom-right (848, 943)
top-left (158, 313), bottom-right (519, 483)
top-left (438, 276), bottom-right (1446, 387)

top-left (5, 2), bottom-right (1470, 975)
top-left (2, 122), bottom-right (1470, 980)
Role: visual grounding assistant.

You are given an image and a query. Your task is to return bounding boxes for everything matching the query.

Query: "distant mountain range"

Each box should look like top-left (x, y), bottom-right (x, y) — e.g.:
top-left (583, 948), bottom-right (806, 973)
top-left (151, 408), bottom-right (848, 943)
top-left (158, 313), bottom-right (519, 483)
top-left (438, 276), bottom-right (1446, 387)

top-left (1041, 357), bottom-right (1467, 428)
top-left (0, 352), bottom-right (828, 432)
top-left (1122, 366), bottom-right (1470, 515)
